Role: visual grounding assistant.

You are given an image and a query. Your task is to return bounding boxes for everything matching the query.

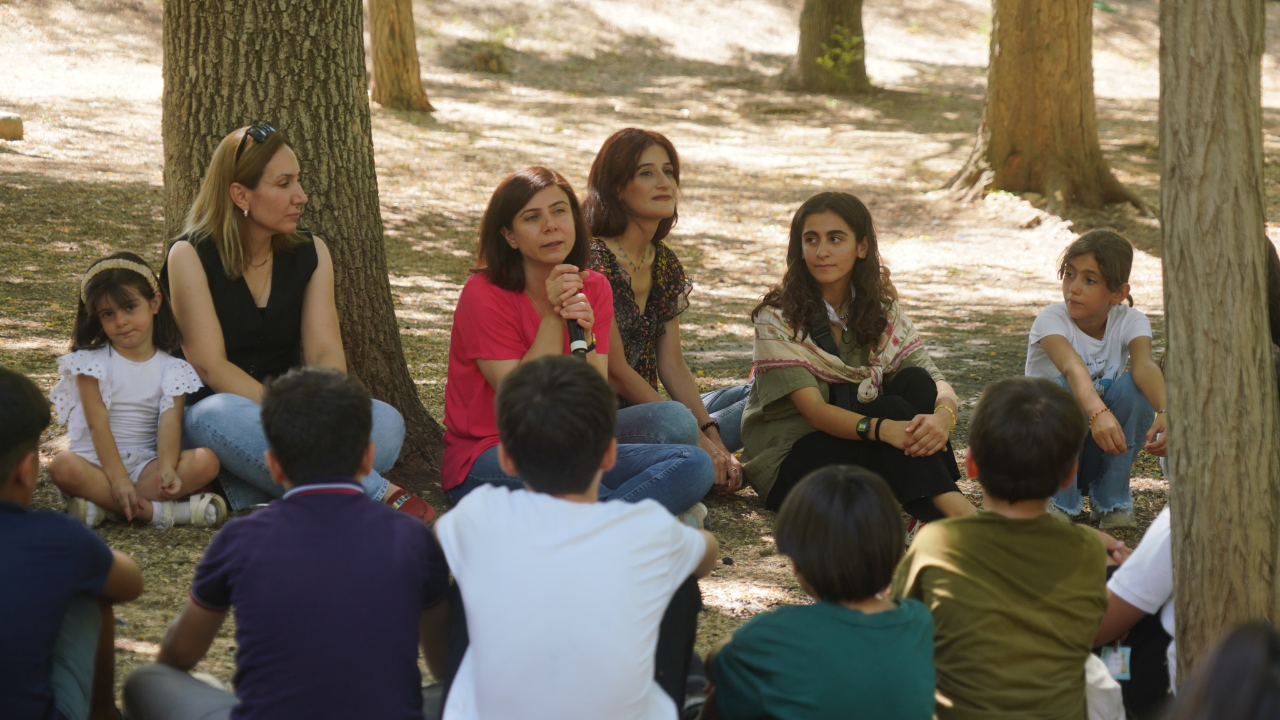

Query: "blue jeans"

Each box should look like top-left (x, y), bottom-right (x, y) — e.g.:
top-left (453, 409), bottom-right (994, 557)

top-left (702, 383), bottom-right (750, 452)
top-left (1053, 372), bottom-right (1154, 515)
top-left (616, 387), bottom-right (750, 452)
top-left (50, 595), bottom-right (99, 720)
top-left (446, 443), bottom-right (713, 515)
top-left (184, 393), bottom-right (405, 511)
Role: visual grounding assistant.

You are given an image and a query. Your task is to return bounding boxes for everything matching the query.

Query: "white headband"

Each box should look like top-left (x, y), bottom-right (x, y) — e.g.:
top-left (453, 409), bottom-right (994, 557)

top-left (80, 259), bottom-right (160, 302)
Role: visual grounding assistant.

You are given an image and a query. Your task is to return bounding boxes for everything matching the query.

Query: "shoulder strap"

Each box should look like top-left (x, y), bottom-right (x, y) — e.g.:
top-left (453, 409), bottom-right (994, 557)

top-left (809, 310), bottom-right (854, 411)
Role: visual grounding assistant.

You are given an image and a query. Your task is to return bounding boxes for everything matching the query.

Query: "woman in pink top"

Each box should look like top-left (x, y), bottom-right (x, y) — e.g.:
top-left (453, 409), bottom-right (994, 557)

top-left (442, 167), bottom-right (713, 515)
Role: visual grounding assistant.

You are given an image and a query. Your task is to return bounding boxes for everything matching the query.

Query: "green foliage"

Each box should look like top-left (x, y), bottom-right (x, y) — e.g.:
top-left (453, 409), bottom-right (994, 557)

top-left (814, 25), bottom-right (864, 85)
top-left (1093, 1), bottom-right (1120, 12)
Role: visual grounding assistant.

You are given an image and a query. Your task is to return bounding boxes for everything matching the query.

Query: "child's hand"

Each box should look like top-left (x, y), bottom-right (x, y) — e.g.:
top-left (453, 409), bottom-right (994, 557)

top-left (1143, 414), bottom-right (1167, 457)
top-left (109, 479), bottom-right (144, 522)
top-left (1095, 529), bottom-right (1132, 566)
top-left (903, 412), bottom-right (951, 457)
top-left (159, 466), bottom-right (183, 499)
top-left (1091, 411), bottom-right (1128, 455)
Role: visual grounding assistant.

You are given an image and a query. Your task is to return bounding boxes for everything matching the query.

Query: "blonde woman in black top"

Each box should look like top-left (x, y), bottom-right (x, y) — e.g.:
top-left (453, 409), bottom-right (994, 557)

top-left (162, 124), bottom-right (434, 522)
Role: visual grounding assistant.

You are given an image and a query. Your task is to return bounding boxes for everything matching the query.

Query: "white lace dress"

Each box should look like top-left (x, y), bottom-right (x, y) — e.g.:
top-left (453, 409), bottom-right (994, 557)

top-left (50, 346), bottom-right (204, 482)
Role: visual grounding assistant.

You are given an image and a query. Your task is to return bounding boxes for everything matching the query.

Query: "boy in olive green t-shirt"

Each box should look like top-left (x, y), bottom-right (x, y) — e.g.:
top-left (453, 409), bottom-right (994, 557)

top-left (894, 378), bottom-right (1123, 720)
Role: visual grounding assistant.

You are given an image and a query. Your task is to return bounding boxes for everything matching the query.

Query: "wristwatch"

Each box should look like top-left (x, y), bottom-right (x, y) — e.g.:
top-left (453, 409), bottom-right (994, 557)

top-left (856, 416), bottom-right (872, 441)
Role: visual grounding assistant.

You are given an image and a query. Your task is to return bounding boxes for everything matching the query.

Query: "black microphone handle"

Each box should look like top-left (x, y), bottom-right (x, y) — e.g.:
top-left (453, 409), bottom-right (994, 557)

top-left (568, 321), bottom-right (588, 359)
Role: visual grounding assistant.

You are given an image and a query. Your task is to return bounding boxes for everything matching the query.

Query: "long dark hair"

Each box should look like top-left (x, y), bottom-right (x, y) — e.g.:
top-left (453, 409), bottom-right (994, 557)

top-left (752, 192), bottom-right (897, 345)
top-left (72, 252), bottom-right (182, 354)
top-left (1163, 622), bottom-right (1280, 720)
top-left (583, 128), bottom-right (681, 242)
top-left (473, 167), bottom-right (590, 293)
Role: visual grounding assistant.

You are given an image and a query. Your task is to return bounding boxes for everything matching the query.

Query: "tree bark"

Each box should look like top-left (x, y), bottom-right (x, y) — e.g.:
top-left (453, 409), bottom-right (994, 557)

top-left (947, 0), bottom-right (1145, 214)
top-left (787, 0), bottom-right (871, 94)
top-left (368, 0), bottom-right (434, 112)
top-left (1160, 0), bottom-right (1280, 680)
top-left (162, 0), bottom-right (443, 485)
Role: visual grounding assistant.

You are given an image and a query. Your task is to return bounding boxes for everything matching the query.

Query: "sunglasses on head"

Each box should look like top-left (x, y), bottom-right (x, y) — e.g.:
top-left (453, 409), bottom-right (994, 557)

top-left (234, 123), bottom-right (277, 163)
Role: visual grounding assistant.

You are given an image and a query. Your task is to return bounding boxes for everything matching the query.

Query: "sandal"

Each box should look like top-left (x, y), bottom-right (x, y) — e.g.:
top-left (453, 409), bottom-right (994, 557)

top-left (188, 493), bottom-right (228, 527)
top-left (385, 488), bottom-right (436, 525)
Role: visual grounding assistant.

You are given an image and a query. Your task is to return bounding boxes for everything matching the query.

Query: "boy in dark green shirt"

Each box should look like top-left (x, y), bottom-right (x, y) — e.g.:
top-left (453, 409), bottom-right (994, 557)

top-left (894, 377), bottom-right (1115, 720)
top-left (705, 466), bottom-right (936, 720)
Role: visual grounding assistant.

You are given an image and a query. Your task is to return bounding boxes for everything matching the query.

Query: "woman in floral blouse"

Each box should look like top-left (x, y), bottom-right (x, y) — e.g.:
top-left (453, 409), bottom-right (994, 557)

top-left (585, 128), bottom-right (748, 494)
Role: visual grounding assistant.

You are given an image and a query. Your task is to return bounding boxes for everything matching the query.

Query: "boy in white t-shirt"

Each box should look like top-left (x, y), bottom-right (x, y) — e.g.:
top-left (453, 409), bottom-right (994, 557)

top-left (1025, 230), bottom-right (1167, 528)
top-left (434, 356), bottom-right (720, 720)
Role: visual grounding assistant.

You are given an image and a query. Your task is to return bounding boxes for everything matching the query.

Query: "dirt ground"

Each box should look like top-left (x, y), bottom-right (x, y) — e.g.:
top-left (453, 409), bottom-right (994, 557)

top-left (3, 0), bottom-right (1278, 701)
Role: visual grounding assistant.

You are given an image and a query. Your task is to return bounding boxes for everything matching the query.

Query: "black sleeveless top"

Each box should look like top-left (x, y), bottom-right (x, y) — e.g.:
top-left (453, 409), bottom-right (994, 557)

top-left (161, 232), bottom-right (319, 405)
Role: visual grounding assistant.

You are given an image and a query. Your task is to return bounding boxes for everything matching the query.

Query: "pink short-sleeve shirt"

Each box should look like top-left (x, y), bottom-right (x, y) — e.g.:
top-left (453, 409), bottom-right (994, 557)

top-left (441, 271), bottom-right (614, 490)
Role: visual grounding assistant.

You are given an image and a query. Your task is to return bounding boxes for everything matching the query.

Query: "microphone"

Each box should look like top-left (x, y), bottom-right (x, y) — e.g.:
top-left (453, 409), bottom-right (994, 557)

top-left (568, 321), bottom-right (588, 359)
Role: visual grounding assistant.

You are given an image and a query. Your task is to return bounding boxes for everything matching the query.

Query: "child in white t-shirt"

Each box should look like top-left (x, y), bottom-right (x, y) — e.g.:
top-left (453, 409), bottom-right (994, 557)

top-left (1025, 230), bottom-right (1167, 528)
top-left (434, 356), bottom-right (719, 720)
top-left (49, 253), bottom-right (224, 528)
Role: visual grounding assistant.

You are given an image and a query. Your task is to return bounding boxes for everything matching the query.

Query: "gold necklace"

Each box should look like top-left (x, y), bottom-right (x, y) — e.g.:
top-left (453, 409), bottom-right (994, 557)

top-left (251, 254), bottom-right (273, 305)
top-left (248, 249), bottom-right (273, 268)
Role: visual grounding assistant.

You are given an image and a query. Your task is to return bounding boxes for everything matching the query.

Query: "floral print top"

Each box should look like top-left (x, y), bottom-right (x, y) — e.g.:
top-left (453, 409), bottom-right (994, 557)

top-left (589, 238), bottom-right (692, 404)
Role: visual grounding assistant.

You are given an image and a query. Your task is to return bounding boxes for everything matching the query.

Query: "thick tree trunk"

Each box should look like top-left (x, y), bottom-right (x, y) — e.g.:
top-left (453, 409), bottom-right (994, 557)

top-left (1160, 0), bottom-right (1280, 680)
top-left (162, 0), bottom-right (443, 486)
top-left (787, 0), bottom-right (870, 94)
top-left (368, 0), bottom-right (434, 112)
top-left (947, 0), bottom-right (1145, 214)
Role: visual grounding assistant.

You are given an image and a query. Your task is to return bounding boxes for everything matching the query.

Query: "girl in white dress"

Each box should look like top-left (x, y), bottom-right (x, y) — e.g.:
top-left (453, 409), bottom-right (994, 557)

top-left (49, 252), bottom-right (226, 528)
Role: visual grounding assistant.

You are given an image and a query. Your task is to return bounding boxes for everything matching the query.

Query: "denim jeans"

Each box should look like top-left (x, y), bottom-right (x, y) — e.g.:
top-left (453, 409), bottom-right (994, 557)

top-left (50, 595), bottom-right (99, 720)
top-left (701, 383), bottom-right (750, 452)
top-left (183, 393), bottom-right (405, 511)
top-left (445, 443), bottom-right (713, 515)
top-left (1053, 372), bottom-right (1154, 515)
top-left (615, 386), bottom-right (750, 453)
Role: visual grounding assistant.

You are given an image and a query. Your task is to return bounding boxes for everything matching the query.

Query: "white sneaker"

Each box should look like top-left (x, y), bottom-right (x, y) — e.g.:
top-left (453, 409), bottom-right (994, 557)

top-left (680, 502), bottom-right (709, 530)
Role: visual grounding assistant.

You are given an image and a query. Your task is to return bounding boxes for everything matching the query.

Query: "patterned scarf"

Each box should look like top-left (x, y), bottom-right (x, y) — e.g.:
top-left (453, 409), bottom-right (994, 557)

top-left (752, 300), bottom-right (924, 403)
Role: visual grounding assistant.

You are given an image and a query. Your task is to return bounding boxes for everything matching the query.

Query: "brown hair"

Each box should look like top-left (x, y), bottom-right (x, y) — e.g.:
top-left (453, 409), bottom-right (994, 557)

top-left (1058, 229), bottom-right (1135, 306)
top-left (72, 252), bottom-right (182, 355)
top-left (584, 128), bottom-right (681, 243)
top-left (180, 125), bottom-right (306, 279)
top-left (968, 377), bottom-right (1087, 502)
top-left (474, 167), bottom-right (590, 292)
top-left (752, 192), bottom-right (897, 345)
top-left (1163, 621), bottom-right (1280, 720)
top-left (775, 465), bottom-right (904, 603)
top-left (496, 356), bottom-right (617, 495)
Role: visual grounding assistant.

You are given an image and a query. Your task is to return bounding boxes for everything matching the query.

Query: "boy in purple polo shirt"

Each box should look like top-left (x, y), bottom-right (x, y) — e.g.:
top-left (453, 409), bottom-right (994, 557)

top-left (0, 367), bottom-right (144, 720)
top-left (123, 367), bottom-right (450, 720)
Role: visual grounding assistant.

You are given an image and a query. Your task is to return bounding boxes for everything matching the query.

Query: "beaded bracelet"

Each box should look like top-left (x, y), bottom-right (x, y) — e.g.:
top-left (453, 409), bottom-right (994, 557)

top-left (934, 403), bottom-right (957, 431)
top-left (1088, 407), bottom-right (1113, 427)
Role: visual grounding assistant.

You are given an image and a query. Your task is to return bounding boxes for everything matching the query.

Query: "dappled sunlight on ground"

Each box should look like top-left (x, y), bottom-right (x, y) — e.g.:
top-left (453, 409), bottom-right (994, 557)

top-left (0, 0), bottom-right (1254, 687)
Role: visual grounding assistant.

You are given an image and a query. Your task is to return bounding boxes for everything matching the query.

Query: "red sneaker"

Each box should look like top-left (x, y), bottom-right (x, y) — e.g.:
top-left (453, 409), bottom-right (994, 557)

top-left (385, 488), bottom-right (436, 525)
top-left (906, 518), bottom-right (927, 546)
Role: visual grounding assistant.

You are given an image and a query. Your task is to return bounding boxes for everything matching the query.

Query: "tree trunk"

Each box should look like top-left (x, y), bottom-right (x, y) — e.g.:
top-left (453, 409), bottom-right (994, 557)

top-left (1160, 0), bottom-right (1280, 680)
top-left (947, 0), bottom-right (1145, 214)
top-left (787, 0), bottom-right (871, 94)
top-left (162, 0), bottom-right (443, 486)
top-left (368, 0), bottom-right (434, 112)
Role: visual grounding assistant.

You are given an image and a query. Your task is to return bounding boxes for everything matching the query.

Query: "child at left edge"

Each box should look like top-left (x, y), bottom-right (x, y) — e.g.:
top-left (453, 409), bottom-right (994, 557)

top-left (49, 252), bottom-right (224, 529)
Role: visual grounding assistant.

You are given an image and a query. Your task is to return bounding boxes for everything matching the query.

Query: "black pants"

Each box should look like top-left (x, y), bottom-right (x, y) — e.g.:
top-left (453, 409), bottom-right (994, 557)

top-left (1101, 566), bottom-right (1172, 719)
top-left (769, 366), bottom-right (962, 520)
top-left (435, 577), bottom-right (703, 715)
